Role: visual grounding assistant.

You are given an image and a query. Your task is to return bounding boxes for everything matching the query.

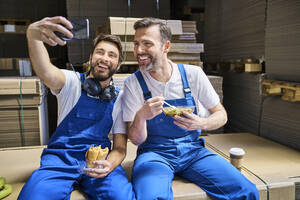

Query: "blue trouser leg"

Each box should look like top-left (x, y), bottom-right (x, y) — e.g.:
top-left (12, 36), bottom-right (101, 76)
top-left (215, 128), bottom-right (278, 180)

top-left (132, 151), bottom-right (174, 200)
top-left (81, 165), bottom-right (136, 200)
top-left (178, 149), bottom-right (259, 200)
top-left (18, 166), bottom-right (79, 200)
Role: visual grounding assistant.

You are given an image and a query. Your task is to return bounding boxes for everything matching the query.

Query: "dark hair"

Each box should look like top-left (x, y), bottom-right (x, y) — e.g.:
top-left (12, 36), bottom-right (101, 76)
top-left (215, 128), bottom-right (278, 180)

top-left (133, 18), bottom-right (172, 44)
top-left (92, 34), bottom-right (124, 63)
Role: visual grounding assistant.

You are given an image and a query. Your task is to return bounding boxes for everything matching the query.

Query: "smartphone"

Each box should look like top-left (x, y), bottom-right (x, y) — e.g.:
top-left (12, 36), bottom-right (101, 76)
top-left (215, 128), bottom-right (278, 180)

top-left (55, 18), bottom-right (89, 41)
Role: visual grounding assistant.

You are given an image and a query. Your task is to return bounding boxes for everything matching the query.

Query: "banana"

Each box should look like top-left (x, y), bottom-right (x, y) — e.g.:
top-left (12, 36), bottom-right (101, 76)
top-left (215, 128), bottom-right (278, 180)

top-left (0, 184), bottom-right (12, 199)
top-left (0, 177), bottom-right (5, 190)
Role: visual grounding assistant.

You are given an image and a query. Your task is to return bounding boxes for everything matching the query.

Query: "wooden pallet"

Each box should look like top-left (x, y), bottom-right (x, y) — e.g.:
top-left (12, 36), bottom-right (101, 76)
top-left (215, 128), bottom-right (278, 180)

top-left (205, 58), bottom-right (262, 73)
top-left (262, 80), bottom-right (300, 102)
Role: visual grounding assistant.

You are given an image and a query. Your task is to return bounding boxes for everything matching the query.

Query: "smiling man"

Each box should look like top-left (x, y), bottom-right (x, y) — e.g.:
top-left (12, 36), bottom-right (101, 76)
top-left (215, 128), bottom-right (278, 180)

top-left (122, 18), bottom-right (259, 200)
top-left (18, 16), bottom-right (135, 200)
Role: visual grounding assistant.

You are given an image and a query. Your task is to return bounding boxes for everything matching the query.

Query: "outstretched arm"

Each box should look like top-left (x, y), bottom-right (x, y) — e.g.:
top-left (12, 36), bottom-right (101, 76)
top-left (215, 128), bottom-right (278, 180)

top-left (26, 16), bottom-right (73, 94)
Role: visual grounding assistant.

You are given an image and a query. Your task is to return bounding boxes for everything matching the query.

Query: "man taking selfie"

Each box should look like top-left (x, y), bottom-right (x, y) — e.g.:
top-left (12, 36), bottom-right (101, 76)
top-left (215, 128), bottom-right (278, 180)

top-left (18, 16), bottom-right (135, 200)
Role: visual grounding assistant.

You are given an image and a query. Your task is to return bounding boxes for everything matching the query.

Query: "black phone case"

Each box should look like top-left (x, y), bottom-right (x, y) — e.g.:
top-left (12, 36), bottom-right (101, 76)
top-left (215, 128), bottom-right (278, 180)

top-left (55, 18), bottom-right (89, 41)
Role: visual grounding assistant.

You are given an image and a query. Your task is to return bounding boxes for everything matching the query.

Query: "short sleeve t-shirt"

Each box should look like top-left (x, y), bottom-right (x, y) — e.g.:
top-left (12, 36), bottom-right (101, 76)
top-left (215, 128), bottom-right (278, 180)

top-left (122, 61), bottom-right (220, 122)
top-left (51, 69), bottom-right (125, 134)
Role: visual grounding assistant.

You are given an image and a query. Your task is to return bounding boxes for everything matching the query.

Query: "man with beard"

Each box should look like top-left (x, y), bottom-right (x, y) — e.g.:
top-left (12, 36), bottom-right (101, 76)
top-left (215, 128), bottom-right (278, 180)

top-left (122, 18), bottom-right (259, 200)
top-left (18, 16), bottom-right (135, 200)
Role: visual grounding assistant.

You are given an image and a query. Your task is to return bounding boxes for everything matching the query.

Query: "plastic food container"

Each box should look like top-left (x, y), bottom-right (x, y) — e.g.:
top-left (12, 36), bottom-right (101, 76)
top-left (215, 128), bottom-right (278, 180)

top-left (163, 106), bottom-right (195, 117)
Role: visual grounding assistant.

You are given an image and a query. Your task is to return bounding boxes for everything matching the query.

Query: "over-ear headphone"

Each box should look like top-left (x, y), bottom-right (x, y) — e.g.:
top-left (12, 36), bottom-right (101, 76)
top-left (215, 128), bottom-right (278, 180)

top-left (69, 63), bottom-right (118, 102)
top-left (82, 74), bottom-right (118, 102)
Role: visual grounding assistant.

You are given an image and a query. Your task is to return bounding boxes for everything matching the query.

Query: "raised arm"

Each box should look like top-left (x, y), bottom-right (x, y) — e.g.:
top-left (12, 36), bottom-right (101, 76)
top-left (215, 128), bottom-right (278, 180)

top-left (26, 16), bottom-right (73, 94)
top-left (127, 96), bottom-right (165, 145)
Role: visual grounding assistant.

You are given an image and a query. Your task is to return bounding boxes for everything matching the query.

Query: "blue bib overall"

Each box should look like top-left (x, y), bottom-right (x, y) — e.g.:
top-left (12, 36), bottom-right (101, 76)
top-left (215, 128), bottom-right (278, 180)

top-left (132, 63), bottom-right (259, 200)
top-left (18, 74), bottom-right (135, 200)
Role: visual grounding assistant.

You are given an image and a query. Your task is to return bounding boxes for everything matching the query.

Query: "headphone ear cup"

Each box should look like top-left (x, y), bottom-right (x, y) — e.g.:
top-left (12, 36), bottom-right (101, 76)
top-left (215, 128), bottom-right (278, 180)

top-left (100, 85), bottom-right (117, 101)
top-left (82, 78), bottom-right (102, 97)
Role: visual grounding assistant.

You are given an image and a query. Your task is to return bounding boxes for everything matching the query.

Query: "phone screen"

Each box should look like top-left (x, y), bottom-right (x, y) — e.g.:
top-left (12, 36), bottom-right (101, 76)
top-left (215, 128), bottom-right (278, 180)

top-left (55, 18), bottom-right (89, 41)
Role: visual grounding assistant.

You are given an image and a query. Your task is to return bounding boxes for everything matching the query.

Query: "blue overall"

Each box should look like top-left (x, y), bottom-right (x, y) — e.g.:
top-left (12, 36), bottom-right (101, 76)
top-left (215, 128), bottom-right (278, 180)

top-left (18, 74), bottom-right (135, 200)
top-left (132, 63), bottom-right (259, 200)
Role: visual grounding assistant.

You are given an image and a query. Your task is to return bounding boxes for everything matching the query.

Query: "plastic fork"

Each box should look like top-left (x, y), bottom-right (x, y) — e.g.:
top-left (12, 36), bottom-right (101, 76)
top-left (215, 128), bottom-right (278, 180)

top-left (163, 101), bottom-right (176, 109)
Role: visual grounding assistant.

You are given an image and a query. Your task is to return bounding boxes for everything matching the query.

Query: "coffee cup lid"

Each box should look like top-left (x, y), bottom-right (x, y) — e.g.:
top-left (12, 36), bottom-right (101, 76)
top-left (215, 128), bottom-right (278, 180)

top-left (229, 147), bottom-right (245, 156)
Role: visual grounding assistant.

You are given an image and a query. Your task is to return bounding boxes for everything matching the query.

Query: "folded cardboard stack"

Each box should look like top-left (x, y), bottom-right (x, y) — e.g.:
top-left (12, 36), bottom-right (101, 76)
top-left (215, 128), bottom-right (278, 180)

top-left (265, 0), bottom-right (300, 82)
top-left (203, 0), bottom-right (222, 64)
top-left (260, 96), bottom-right (300, 151)
top-left (0, 77), bottom-right (48, 148)
top-left (204, 0), bottom-right (266, 64)
top-left (172, 21), bottom-right (198, 43)
top-left (222, 72), bottom-right (264, 135)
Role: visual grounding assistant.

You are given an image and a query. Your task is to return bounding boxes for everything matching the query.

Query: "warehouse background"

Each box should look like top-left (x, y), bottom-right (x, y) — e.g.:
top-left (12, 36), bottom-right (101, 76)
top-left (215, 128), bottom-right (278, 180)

top-left (0, 0), bottom-right (299, 153)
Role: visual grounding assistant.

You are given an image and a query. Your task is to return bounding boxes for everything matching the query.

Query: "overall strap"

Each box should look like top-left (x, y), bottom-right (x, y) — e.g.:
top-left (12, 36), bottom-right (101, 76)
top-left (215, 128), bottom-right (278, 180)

top-left (177, 63), bottom-right (192, 98)
top-left (134, 70), bottom-right (152, 100)
top-left (80, 73), bottom-right (85, 83)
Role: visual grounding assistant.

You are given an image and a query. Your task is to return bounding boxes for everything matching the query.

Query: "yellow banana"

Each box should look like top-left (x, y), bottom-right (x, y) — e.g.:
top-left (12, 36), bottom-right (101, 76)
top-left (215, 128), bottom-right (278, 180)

top-left (0, 177), bottom-right (5, 190)
top-left (0, 184), bottom-right (13, 199)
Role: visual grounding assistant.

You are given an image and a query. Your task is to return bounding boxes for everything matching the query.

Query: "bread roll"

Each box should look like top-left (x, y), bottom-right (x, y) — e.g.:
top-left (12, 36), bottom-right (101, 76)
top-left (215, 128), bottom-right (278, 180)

top-left (86, 145), bottom-right (109, 168)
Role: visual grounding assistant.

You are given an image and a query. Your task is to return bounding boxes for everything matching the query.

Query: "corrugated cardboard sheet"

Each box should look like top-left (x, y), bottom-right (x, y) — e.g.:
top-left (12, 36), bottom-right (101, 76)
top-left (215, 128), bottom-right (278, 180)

top-left (204, 0), bottom-right (265, 63)
top-left (0, 77), bottom-right (42, 107)
top-left (260, 96), bottom-right (300, 151)
top-left (0, 77), bottom-right (48, 148)
top-left (205, 133), bottom-right (300, 200)
top-left (265, 0), bottom-right (300, 82)
top-left (223, 72), bottom-right (264, 135)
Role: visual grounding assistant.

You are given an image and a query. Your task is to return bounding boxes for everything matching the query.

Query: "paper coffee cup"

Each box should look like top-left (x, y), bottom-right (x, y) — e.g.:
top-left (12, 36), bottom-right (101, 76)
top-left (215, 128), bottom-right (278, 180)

top-left (229, 147), bottom-right (245, 171)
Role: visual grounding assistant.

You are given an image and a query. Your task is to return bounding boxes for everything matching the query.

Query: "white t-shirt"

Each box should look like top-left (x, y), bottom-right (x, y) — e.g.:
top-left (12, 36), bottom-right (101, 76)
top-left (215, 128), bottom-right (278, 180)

top-left (51, 69), bottom-right (125, 134)
top-left (122, 61), bottom-right (220, 122)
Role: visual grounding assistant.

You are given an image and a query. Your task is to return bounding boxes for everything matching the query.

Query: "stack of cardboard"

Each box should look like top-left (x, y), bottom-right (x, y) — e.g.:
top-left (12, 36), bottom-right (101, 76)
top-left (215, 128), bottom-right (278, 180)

top-left (172, 21), bottom-right (198, 43)
top-left (204, 0), bottom-right (266, 64)
top-left (203, 0), bottom-right (222, 64)
top-left (97, 17), bottom-right (203, 66)
top-left (222, 72), bottom-right (264, 135)
top-left (260, 96), bottom-right (300, 151)
top-left (265, 0), bottom-right (300, 82)
top-left (220, 0), bottom-right (266, 62)
top-left (0, 77), bottom-right (48, 148)
top-left (261, 0), bottom-right (300, 152)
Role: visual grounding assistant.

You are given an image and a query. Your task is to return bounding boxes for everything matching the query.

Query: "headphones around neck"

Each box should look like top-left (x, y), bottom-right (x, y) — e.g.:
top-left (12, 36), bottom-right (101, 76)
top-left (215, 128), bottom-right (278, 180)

top-left (82, 74), bottom-right (118, 102)
top-left (69, 63), bottom-right (118, 102)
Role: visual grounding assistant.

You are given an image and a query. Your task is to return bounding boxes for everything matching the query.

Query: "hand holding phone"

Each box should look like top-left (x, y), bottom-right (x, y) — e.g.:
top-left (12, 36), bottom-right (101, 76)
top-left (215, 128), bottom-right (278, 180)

top-left (55, 18), bottom-right (89, 41)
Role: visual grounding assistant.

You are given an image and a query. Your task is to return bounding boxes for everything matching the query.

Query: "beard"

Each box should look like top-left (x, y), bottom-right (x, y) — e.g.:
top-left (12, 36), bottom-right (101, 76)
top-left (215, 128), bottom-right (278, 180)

top-left (137, 53), bottom-right (163, 73)
top-left (90, 61), bottom-right (118, 81)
